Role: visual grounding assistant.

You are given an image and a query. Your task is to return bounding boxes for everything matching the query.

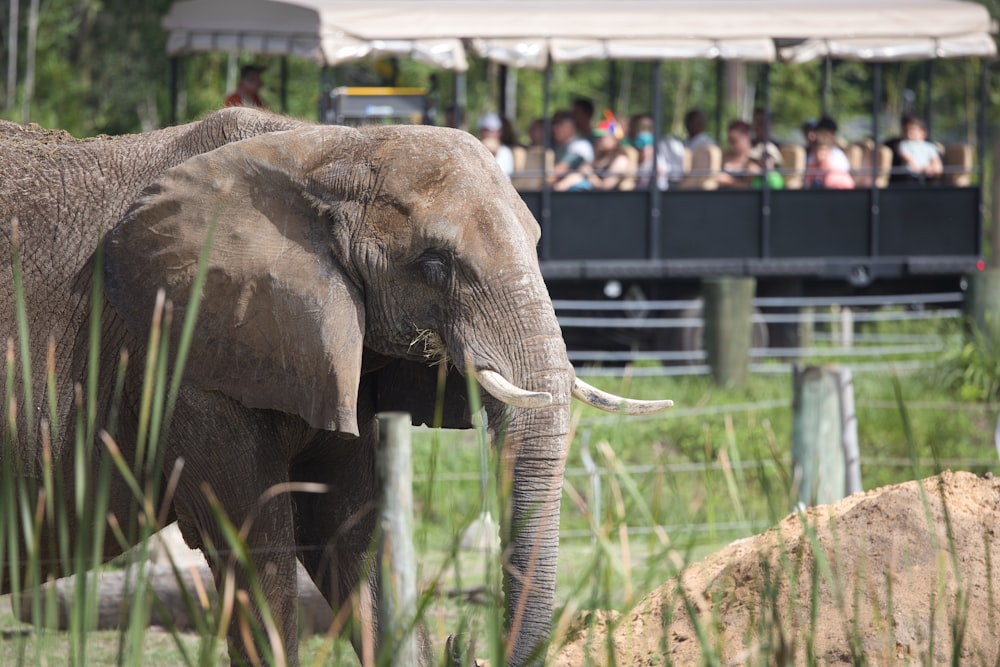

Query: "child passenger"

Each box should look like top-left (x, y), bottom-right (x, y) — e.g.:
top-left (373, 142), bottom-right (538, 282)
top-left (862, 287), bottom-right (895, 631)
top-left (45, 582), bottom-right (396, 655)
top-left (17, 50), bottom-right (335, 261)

top-left (808, 135), bottom-right (855, 189)
top-left (897, 115), bottom-right (943, 183)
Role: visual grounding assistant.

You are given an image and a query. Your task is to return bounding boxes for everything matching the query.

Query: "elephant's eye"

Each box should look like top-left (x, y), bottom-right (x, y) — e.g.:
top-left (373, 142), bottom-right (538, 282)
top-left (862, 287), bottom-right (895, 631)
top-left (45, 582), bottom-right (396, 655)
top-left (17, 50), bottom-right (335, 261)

top-left (419, 251), bottom-right (451, 289)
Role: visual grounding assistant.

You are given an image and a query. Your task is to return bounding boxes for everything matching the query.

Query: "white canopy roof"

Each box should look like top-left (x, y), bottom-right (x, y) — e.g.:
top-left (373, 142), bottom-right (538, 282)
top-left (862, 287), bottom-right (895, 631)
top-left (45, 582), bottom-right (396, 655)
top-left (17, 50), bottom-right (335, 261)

top-left (162, 0), bottom-right (997, 71)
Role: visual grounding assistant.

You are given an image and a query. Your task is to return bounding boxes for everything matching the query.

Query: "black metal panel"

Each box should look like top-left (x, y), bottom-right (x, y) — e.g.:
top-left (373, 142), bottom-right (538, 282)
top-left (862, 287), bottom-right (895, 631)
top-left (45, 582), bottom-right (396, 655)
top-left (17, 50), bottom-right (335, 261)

top-left (879, 187), bottom-right (980, 256)
top-left (546, 191), bottom-right (649, 260)
top-left (769, 190), bottom-right (871, 257)
top-left (519, 192), bottom-right (542, 222)
top-left (660, 190), bottom-right (761, 259)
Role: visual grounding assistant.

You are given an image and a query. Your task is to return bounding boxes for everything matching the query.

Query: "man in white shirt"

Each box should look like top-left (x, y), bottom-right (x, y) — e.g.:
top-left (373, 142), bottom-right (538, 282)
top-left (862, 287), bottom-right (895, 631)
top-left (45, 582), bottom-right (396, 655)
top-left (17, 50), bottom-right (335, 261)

top-left (684, 108), bottom-right (716, 150)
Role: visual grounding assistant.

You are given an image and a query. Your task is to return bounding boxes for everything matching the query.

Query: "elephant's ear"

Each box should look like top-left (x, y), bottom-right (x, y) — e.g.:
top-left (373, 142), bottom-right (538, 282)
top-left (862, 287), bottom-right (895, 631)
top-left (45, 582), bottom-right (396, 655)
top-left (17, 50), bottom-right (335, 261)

top-left (104, 128), bottom-right (367, 437)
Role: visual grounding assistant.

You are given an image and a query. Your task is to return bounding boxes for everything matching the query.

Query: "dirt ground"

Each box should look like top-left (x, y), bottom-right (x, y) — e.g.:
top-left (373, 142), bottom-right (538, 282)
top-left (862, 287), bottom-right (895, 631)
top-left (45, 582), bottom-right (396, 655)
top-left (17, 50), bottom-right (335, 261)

top-left (553, 470), bottom-right (1000, 666)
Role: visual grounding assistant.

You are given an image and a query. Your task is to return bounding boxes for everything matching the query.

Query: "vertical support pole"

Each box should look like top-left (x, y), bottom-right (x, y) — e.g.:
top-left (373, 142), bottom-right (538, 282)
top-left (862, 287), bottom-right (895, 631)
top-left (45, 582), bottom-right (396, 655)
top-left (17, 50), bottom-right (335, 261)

top-left (840, 368), bottom-right (861, 496)
top-left (376, 412), bottom-right (417, 667)
top-left (607, 60), bottom-right (618, 110)
top-left (453, 71), bottom-right (466, 130)
top-left (979, 60), bottom-right (991, 263)
top-left (963, 264), bottom-right (1000, 336)
top-left (649, 60), bottom-right (663, 259)
top-left (540, 58), bottom-right (553, 261)
top-left (820, 56), bottom-right (831, 117)
top-left (714, 59), bottom-right (724, 144)
top-left (792, 366), bottom-right (860, 507)
top-left (318, 65), bottom-right (331, 123)
top-left (870, 62), bottom-right (882, 257)
top-left (169, 56), bottom-right (179, 126)
top-left (498, 64), bottom-right (508, 119)
top-left (760, 63), bottom-right (772, 260)
top-left (924, 59), bottom-right (934, 138)
top-left (702, 276), bottom-right (756, 387)
top-left (279, 55), bottom-right (288, 114)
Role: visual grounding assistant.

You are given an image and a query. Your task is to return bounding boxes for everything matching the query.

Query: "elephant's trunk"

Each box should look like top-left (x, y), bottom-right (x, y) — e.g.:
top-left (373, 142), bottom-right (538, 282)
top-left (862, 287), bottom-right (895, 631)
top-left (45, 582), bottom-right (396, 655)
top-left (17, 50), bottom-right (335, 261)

top-left (481, 317), bottom-right (572, 667)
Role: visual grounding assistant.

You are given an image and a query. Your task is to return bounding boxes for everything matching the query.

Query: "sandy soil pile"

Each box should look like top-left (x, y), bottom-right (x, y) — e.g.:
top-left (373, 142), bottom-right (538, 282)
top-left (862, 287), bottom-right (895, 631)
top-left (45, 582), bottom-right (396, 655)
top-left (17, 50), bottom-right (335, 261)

top-left (554, 470), bottom-right (1000, 665)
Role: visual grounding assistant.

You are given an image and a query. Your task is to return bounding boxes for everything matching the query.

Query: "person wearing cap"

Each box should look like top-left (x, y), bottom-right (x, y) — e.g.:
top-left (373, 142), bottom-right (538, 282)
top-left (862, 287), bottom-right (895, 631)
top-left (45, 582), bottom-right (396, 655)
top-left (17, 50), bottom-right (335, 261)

top-left (477, 113), bottom-right (514, 178)
top-left (225, 65), bottom-right (268, 110)
top-left (585, 111), bottom-right (631, 191)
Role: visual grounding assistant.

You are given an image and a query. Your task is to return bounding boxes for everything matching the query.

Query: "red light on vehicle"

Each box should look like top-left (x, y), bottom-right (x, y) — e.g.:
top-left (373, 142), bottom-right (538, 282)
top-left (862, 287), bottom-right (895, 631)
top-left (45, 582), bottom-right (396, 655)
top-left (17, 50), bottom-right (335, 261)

top-left (977, 259), bottom-right (986, 271)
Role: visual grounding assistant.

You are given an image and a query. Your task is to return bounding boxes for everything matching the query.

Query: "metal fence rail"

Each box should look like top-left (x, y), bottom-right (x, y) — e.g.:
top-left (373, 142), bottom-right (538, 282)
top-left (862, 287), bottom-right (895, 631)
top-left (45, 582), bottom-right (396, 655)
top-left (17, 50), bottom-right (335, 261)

top-left (558, 291), bottom-right (963, 376)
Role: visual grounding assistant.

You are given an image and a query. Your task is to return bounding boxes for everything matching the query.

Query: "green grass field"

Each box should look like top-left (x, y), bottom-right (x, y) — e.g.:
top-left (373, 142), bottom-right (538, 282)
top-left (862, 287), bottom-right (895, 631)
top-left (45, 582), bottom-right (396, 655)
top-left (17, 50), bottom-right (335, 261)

top-left (1, 303), bottom-right (997, 665)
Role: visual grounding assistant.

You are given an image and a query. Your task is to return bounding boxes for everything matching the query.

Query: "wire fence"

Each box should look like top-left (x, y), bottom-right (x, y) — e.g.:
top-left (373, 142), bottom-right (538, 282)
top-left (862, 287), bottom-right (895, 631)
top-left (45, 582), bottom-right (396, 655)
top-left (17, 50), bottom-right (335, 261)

top-left (558, 291), bottom-right (963, 377)
top-left (426, 392), bottom-right (999, 545)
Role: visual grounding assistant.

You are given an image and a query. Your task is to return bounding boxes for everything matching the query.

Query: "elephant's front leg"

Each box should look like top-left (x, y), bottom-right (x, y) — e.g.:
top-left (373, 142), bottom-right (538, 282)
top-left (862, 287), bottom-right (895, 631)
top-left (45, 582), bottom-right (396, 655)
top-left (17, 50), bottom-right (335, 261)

top-left (169, 390), bottom-right (306, 666)
top-left (291, 422), bottom-right (381, 663)
top-left (291, 417), bottom-right (436, 665)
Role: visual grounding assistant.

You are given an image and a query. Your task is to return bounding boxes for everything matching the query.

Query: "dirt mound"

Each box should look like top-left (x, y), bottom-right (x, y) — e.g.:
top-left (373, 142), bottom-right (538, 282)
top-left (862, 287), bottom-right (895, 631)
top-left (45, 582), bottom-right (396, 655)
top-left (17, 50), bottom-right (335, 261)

top-left (554, 471), bottom-right (1000, 665)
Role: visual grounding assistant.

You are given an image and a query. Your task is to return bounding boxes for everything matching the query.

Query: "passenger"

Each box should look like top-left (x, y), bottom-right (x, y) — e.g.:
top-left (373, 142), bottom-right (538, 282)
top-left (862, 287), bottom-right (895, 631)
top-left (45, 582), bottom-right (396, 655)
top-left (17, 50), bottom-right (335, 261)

top-left (683, 108), bottom-right (716, 150)
top-left (810, 116), bottom-right (851, 174)
top-left (547, 109), bottom-right (595, 191)
top-left (478, 112), bottom-right (515, 178)
top-left (807, 134), bottom-right (855, 189)
top-left (583, 112), bottom-right (631, 191)
top-left (527, 118), bottom-right (545, 147)
top-left (751, 107), bottom-right (783, 171)
top-left (500, 115), bottom-right (522, 149)
top-left (224, 65), bottom-right (268, 110)
top-left (894, 114), bottom-right (943, 184)
top-left (628, 113), bottom-right (656, 183)
top-left (717, 120), bottom-right (754, 189)
top-left (572, 98), bottom-right (596, 144)
top-left (802, 119), bottom-right (819, 161)
top-left (748, 143), bottom-right (785, 190)
top-left (444, 104), bottom-right (459, 129)
top-left (752, 107), bottom-right (781, 148)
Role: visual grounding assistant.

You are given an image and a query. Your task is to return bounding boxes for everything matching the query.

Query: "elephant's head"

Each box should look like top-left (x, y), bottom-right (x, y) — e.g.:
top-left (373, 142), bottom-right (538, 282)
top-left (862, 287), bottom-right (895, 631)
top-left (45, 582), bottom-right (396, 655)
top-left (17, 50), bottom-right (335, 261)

top-left (104, 124), bottom-right (668, 665)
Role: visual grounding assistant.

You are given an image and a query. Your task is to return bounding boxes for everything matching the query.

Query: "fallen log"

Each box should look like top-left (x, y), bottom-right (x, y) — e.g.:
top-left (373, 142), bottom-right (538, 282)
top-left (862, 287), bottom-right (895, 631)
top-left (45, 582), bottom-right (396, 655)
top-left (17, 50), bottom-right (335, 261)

top-left (14, 561), bottom-right (334, 634)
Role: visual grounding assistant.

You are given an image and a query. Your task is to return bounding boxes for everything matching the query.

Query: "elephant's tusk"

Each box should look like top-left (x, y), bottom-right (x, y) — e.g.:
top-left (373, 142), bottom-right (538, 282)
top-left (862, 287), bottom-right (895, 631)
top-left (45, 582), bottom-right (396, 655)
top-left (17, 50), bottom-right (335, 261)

top-left (475, 369), bottom-right (553, 408)
top-left (572, 377), bottom-right (674, 415)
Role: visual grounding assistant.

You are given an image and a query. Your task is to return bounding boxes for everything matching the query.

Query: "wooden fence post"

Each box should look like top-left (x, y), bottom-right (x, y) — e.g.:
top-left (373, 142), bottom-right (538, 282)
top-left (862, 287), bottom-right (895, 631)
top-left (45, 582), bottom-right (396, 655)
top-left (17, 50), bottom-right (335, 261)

top-left (376, 412), bottom-right (418, 667)
top-left (792, 366), bottom-right (861, 507)
top-left (702, 276), bottom-right (756, 387)
top-left (963, 268), bottom-right (1000, 337)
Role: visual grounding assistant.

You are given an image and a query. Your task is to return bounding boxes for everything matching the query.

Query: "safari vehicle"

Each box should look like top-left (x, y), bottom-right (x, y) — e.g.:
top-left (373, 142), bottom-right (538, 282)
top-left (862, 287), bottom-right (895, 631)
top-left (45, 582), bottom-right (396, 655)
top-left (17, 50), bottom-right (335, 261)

top-left (322, 86), bottom-right (430, 125)
top-left (164, 0), bottom-right (997, 351)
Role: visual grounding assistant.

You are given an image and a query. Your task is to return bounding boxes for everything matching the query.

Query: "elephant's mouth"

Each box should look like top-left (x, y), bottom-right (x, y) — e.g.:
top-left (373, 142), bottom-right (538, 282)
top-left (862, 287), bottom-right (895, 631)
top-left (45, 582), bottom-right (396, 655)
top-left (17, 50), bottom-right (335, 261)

top-left (408, 328), bottom-right (448, 365)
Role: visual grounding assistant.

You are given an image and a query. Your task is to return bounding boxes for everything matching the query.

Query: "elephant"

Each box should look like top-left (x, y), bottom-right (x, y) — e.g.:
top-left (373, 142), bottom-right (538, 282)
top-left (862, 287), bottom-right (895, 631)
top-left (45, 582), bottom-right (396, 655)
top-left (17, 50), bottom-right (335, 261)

top-left (0, 107), bottom-right (670, 666)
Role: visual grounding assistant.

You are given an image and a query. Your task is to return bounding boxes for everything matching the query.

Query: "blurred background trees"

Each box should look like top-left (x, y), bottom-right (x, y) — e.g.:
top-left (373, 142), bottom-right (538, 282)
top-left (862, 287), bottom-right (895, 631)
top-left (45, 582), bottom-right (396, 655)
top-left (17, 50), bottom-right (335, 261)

top-left (1, 0), bottom-right (998, 143)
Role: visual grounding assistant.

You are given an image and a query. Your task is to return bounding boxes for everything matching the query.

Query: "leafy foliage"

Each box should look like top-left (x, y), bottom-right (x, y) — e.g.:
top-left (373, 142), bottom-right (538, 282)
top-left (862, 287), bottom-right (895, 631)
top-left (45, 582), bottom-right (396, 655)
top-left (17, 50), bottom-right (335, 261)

top-left (937, 315), bottom-right (1000, 402)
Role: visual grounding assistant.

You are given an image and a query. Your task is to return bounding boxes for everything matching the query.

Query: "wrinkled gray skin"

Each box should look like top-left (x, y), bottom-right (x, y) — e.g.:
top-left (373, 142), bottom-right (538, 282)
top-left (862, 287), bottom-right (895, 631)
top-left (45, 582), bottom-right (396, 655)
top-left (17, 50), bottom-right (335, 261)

top-left (0, 108), bottom-right (570, 666)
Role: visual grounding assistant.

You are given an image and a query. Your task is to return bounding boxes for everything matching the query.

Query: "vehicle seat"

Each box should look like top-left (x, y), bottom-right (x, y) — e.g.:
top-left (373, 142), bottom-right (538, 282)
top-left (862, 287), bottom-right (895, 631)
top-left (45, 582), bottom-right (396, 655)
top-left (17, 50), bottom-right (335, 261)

top-left (679, 144), bottom-right (721, 190)
top-left (852, 140), bottom-right (892, 188)
top-left (779, 144), bottom-right (806, 189)
top-left (511, 146), bottom-right (554, 191)
top-left (943, 143), bottom-right (972, 186)
top-left (619, 144), bottom-right (639, 191)
top-left (511, 145), bottom-right (527, 174)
